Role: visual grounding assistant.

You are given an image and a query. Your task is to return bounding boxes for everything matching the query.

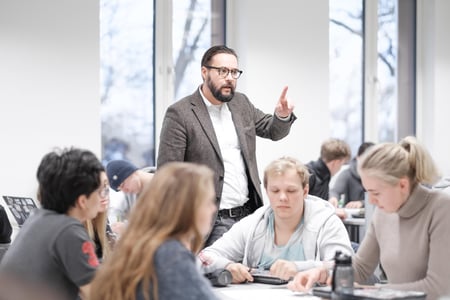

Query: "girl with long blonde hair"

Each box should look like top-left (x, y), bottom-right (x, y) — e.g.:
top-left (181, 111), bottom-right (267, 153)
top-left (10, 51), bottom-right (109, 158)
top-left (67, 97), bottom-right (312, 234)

top-left (90, 162), bottom-right (218, 300)
top-left (84, 171), bottom-right (115, 260)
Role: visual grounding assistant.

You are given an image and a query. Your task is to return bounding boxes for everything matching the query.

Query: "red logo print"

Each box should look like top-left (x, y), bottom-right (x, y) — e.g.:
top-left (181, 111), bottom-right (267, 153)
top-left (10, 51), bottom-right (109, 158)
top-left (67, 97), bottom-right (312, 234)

top-left (82, 241), bottom-right (99, 267)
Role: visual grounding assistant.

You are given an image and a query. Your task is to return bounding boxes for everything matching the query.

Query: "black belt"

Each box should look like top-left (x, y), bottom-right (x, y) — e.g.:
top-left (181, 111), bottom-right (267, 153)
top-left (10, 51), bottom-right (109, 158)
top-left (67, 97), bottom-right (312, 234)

top-left (218, 203), bottom-right (251, 219)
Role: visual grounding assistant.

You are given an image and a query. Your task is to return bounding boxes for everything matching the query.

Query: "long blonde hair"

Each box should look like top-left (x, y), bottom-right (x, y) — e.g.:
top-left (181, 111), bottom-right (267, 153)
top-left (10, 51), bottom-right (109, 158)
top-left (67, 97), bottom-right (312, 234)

top-left (84, 210), bottom-right (112, 260)
top-left (358, 136), bottom-right (440, 187)
top-left (90, 162), bottom-right (214, 300)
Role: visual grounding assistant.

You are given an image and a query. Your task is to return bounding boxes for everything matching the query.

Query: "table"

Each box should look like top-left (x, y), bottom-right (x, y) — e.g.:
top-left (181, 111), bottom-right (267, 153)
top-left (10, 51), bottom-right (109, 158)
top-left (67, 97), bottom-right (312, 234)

top-left (343, 217), bottom-right (365, 243)
top-left (214, 282), bottom-right (321, 300)
top-left (342, 208), bottom-right (366, 243)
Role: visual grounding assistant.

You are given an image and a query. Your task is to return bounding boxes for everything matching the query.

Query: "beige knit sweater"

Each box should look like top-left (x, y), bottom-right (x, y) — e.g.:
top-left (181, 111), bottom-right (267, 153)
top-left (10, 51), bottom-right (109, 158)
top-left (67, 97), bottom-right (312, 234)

top-left (353, 184), bottom-right (450, 300)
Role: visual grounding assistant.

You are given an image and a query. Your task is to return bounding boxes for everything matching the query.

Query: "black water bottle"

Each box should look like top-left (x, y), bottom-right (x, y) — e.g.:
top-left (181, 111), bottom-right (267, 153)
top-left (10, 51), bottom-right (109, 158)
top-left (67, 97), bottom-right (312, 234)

top-left (331, 251), bottom-right (354, 299)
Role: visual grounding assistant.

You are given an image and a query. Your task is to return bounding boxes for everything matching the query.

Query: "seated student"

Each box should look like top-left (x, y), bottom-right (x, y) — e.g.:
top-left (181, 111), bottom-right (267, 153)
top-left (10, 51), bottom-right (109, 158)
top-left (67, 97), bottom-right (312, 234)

top-left (199, 157), bottom-right (353, 283)
top-left (329, 142), bottom-right (374, 220)
top-left (106, 160), bottom-right (154, 236)
top-left (288, 136), bottom-right (450, 300)
top-left (90, 162), bottom-right (219, 300)
top-left (306, 138), bottom-right (351, 200)
top-left (0, 205), bottom-right (12, 244)
top-left (84, 173), bottom-right (116, 261)
top-left (0, 148), bottom-right (103, 300)
top-left (0, 205), bottom-right (13, 262)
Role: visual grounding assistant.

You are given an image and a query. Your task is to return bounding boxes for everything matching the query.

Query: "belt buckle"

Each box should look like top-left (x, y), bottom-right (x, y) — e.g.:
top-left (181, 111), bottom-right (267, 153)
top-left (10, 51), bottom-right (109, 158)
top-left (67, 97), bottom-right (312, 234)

top-left (229, 207), bottom-right (238, 218)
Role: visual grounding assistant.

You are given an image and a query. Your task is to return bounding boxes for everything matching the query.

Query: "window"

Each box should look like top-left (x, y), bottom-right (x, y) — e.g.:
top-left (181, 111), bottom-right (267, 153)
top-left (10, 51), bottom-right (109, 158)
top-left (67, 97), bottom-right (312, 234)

top-left (330, 0), bottom-right (409, 155)
top-left (100, 0), bottom-right (225, 167)
top-left (376, 0), bottom-right (397, 142)
top-left (100, 0), bottom-right (155, 167)
top-left (329, 0), bottom-right (364, 155)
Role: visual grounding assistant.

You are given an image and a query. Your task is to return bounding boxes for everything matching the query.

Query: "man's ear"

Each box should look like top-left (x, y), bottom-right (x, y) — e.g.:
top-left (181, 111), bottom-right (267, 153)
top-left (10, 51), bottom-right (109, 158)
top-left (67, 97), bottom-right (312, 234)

top-left (303, 184), bottom-right (309, 197)
top-left (75, 195), bottom-right (88, 210)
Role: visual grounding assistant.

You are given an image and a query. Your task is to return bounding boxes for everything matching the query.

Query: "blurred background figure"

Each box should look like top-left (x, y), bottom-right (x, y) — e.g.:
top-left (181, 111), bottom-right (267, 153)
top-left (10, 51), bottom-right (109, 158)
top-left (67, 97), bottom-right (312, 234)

top-left (306, 138), bottom-right (351, 200)
top-left (84, 171), bottom-right (116, 262)
top-left (0, 205), bottom-right (12, 262)
top-left (329, 142), bottom-right (375, 220)
top-left (90, 162), bottom-right (219, 300)
top-left (106, 160), bottom-right (154, 237)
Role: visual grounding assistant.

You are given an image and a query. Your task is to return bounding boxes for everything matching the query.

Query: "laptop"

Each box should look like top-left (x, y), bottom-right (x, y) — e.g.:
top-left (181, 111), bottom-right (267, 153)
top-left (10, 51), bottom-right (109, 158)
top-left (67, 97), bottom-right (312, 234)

top-left (1, 196), bottom-right (38, 227)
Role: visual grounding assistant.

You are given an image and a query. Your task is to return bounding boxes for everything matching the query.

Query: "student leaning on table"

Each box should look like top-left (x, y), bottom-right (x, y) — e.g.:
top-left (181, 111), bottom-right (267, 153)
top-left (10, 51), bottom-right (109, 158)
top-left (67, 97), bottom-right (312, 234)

top-left (288, 136), bottom-right (450, 300)
top-left (199, 156), bottom-right (353, 283)
top-left (90, 162), bottom-right (219, 300)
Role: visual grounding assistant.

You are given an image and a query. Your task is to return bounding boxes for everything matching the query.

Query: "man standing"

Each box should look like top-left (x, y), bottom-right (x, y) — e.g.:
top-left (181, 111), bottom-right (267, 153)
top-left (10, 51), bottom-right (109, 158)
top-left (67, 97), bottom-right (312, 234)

top-left (157, 45), bottom-right (296, 246)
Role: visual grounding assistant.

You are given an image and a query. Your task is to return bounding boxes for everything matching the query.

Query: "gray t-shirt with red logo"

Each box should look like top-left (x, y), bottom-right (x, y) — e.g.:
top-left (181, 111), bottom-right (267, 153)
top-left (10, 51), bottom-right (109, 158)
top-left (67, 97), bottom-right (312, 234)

top-left (0, 209), bottom-right (99, 299)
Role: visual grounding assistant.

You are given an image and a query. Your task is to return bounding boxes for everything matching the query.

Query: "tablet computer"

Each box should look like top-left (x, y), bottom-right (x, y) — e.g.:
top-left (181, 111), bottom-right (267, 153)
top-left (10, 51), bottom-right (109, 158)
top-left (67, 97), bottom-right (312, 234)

top-left (250, 269), bottom-right (289, 285)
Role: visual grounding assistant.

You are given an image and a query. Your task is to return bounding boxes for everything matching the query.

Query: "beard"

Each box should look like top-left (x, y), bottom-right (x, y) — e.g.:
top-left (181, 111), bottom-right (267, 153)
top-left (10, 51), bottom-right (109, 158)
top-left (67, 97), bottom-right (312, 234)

top-left (206, 77), bottom-right (235, 103)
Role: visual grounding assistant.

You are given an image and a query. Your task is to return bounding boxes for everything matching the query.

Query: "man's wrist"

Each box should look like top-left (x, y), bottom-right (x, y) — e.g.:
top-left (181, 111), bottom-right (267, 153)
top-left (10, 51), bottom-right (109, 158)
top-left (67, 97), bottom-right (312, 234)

top-left (276, 113), bottom-right (291, 121)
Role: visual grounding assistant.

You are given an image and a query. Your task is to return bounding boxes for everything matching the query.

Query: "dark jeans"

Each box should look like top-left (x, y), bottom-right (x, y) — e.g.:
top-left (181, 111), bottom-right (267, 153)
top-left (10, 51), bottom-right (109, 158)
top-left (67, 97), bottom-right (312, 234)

top-left (204, 213), bottom-right (249, 248)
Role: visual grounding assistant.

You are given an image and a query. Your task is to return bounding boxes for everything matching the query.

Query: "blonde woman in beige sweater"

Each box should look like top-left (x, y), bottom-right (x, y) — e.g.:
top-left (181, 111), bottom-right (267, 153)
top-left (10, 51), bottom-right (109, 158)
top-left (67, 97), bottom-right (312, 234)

top-left (288, 136), bottom-right (450, 300)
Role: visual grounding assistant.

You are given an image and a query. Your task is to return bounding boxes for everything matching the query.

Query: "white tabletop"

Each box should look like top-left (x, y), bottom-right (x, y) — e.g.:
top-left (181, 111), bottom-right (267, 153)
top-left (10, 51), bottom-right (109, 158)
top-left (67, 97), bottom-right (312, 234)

top-left (214, 283), bottom-right (321, 300)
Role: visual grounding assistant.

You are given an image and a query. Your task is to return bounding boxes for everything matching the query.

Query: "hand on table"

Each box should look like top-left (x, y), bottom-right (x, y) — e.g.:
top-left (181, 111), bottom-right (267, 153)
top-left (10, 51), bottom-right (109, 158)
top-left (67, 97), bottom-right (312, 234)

top-left (225, 263), bottom-right (254, 283)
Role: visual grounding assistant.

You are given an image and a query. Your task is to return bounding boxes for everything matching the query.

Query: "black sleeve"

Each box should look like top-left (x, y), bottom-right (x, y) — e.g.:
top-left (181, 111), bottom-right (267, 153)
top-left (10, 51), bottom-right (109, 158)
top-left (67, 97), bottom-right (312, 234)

top-left (0, 205), bottom-right (12, 243)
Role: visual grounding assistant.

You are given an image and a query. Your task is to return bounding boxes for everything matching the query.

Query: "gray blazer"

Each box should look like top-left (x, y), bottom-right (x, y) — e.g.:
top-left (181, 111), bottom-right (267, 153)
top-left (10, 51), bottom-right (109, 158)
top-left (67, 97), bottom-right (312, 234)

top-left (157, 88), bottom-right (296, 210)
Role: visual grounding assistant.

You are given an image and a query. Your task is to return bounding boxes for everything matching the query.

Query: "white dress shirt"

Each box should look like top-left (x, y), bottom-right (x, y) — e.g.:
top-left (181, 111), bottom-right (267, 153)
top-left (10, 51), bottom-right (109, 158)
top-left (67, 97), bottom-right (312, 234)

top-left (200, 88), bottom-right (249, 209)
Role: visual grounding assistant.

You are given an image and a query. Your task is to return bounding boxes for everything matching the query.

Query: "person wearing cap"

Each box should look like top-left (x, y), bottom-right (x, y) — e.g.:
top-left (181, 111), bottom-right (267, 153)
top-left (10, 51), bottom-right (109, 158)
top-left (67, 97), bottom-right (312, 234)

top-left (106, 160), bottom-right (154, 234)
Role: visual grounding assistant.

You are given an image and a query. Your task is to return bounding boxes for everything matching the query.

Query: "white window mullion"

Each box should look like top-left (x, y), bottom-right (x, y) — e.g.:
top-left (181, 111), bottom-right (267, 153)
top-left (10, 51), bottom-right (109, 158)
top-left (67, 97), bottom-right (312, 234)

top-left (364, 0), bottom-right (379, 143)
top-left (154, 0), bottom-right (175, 159)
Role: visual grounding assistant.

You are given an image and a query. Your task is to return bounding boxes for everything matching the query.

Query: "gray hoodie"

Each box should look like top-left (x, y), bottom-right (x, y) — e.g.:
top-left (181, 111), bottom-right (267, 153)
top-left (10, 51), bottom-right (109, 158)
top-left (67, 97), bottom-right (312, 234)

top-left (200, 195), bottom-right (353, 273)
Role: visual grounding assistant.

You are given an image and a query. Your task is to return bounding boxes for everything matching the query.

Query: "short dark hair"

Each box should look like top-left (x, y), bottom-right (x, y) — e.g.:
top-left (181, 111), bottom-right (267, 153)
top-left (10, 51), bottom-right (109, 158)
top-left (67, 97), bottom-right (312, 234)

top-left (357, 142), bottom-right (375, 156)
top-left (201, 45), bottom-right (238, 67)
top-left (36, 147), bottom-right (104, 214)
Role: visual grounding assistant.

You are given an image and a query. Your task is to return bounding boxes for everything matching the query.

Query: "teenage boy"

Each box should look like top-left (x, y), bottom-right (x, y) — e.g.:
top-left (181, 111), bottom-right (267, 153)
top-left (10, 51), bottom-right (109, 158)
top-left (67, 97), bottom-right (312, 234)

top-left (0, 148), bottom-right (104, 299)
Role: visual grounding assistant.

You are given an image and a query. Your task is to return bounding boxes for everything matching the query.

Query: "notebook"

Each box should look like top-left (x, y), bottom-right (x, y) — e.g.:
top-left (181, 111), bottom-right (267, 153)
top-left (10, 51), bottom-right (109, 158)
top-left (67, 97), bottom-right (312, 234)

top-left (1, 196), bottom-right (38, 227)
top-left (312, 285), bottom-right (426, 300)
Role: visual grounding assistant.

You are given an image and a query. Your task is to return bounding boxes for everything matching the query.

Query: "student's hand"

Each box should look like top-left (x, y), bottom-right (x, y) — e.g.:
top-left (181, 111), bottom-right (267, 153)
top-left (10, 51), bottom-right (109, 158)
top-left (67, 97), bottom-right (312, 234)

top-left (111, 221), bottom-right (127, 237)
top-left (270, 259), bottom-right (298, 280)
top-left (345, 200), bottom-right (363, 209)
top-left (329, 197), bottom-right (338, 207)
top-left (287, 267), bottom-right (329, 292)
top-left (335, 208), bottom-right (347, 220)
top-left (275, 86), bottom-right (294, 119)
top-left (225, 263), bottom-right (254, 283)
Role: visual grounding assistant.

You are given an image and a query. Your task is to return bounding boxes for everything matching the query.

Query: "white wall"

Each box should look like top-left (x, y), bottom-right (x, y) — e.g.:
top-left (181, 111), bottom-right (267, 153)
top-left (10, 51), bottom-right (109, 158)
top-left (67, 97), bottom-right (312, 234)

top-left (417, 0), bottom-right (450, 175)
top-left (0, 0), bottom-right (449, 204)
top-left (226, 0), bottom-right (330, 185)
top-left (0, 0), bottom-right (100, 199)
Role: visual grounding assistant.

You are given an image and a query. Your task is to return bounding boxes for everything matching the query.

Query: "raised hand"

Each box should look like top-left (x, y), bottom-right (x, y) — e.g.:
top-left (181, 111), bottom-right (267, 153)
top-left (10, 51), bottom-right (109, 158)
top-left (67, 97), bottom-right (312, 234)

top-left (275, 86), bottom-right (295, 118)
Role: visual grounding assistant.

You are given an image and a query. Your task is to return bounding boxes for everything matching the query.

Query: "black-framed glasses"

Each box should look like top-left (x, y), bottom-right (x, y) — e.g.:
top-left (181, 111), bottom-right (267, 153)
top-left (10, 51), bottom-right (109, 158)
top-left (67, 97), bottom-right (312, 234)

top-left (98, 185), bottom-right (110, 199)
top-left (205, 66), bottom-right (243, 79)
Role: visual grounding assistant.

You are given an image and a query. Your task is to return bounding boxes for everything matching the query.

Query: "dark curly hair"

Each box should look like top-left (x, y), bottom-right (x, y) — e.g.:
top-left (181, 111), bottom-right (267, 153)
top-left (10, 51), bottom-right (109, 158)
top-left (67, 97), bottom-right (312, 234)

top-left (36, 147), bottom-right (104, 214)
